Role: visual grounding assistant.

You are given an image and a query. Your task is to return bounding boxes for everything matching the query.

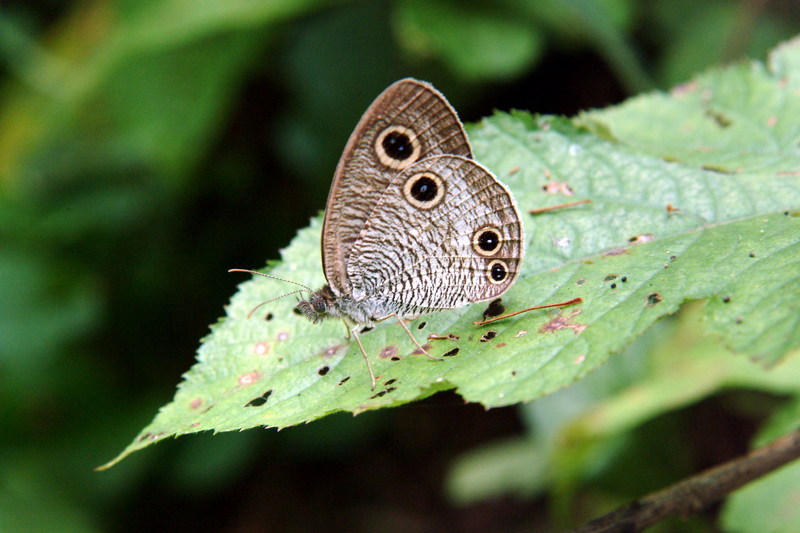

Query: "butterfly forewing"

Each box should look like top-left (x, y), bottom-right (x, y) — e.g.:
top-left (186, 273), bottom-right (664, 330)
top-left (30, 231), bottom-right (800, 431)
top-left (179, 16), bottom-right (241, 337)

top-left (321, 79), bottom-right (472, 295)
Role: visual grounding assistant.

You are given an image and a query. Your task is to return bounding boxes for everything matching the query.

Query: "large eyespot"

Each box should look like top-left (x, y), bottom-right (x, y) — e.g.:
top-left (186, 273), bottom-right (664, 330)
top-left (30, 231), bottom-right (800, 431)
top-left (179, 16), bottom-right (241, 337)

top-left (402, 171), bottom-right (446, 209)
top-left (375, 125), bottom-right (421, 170)
top-left (486, 259), bottom-right (510, 284)
top-left (472, 226), bottom-right (503, 256)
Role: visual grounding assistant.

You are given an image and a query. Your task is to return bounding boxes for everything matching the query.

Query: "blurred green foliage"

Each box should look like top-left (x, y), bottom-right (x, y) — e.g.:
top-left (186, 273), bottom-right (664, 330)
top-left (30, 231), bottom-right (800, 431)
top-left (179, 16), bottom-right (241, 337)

top-left (1, 0), bottom-right (799, 531)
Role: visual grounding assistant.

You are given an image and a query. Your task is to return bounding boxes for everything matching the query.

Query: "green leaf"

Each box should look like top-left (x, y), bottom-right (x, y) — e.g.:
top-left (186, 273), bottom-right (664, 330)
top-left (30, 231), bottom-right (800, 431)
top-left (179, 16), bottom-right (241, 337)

top-left (721, 460), bottom-right (800, 533)
top-left (105, 38), bottom-right (800, 467)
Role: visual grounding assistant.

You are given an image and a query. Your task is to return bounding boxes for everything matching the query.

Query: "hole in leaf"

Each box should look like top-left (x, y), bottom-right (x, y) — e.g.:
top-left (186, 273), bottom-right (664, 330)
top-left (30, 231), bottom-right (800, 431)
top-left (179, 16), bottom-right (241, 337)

top-left (646, 293), bottom-right (663, 307)
top-left (318, 366), bottom-right (330, 376)
top-left (442, 348), bottom-right (460, 357)
top-left (480, 331), bottom-right (498, 342)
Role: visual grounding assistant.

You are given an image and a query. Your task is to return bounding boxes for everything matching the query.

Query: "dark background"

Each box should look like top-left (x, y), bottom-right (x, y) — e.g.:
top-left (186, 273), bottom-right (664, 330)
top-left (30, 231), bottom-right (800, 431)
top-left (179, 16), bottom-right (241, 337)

top-left (2, 1), bottom-right (798, 531)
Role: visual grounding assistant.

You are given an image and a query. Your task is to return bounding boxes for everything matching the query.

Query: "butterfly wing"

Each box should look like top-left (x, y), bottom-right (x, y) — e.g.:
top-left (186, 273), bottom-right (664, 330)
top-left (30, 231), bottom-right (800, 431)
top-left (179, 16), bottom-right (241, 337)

top-left (346, 155), bottom-right (524, 316)
top-left (321, 79), bottom-right (472, 295)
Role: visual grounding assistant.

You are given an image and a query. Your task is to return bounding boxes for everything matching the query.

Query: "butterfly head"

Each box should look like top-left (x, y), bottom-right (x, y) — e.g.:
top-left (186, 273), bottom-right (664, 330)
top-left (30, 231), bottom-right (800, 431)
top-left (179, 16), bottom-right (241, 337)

top-left (295, 284), bottom-right (338, 324)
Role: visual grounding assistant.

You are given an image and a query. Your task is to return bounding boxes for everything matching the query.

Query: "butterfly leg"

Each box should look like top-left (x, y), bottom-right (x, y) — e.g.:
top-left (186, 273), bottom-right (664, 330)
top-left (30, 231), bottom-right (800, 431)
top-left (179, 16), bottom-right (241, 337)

top-left (391, 314), bottom-right (442, 362)
top-left (350, 324), bottom-right (377, 390)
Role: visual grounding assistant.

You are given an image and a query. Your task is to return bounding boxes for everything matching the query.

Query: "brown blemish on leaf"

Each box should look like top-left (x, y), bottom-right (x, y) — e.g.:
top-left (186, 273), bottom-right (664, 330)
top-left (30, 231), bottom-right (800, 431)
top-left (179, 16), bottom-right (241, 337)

top-left (190, 398), bottom-right (203, 410)
top-left (508, 165), bottom-right (520, 175)
top-left (370, 390), bottom-right (388, 399)
top-left (480, 331), bottom-right (498, 342)
top-left (629, 234), bottom-right (656, 244)
top-left (253, 342), bottom-right (270, 355)
top-left (574, 354), bottom-right (586, 364)
top-left (666, 203), bottom-right (679, 213)
top-left (496, 342), bottom-right (507, 348)
top-left (238, 371), bottom-right (262, 387)
top-left (380, 345), bottom-right (398, 358)
top-left (411, 344), bottom-right (432, 355)
top-left (515, 330), bottom-right (528, 338)
top-left (539, 309), bottom-right (587, 335)
top-left (646, 292), bottom-right (663, 307)
top-left (323, 344), bottom-right (345, 357)
top-left (603, 248), bottom-right (627, 256)
top-left (542, 180), bottom-right (574, 195)
top-left (576, 278), bottom-right (586, 286)
top-left (767, 116), bottom-right (778, 127)
top-left (604, 274), bottom-right (619, 281)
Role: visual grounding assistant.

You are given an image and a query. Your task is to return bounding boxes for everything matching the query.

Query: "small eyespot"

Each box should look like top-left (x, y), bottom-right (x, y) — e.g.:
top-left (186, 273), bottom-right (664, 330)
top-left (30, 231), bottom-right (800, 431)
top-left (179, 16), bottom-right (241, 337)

top-left (487, 259), bottom-right (510, 284)
top-left (375, 125), bottom-right (421, 170)
top-left (402, 172), bottom-right (445, 209)
top-left (472, 227), bottom-right (503, 256)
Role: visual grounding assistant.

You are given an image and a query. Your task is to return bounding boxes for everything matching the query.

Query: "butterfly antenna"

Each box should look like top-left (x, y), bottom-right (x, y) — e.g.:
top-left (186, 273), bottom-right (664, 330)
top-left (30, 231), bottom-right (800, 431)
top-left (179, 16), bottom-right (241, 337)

top-left (228, 268), bottom-right (313, 293)
top-left (244, 289), bottom-right (308, 319)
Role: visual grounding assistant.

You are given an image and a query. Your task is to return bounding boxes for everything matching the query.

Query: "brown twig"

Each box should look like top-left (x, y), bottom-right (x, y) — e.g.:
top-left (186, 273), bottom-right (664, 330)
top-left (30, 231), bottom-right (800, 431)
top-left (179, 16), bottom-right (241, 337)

top-left (569, 429), bottom-right (800, 533)
top-left (473, 297), bottom-right (582, 326)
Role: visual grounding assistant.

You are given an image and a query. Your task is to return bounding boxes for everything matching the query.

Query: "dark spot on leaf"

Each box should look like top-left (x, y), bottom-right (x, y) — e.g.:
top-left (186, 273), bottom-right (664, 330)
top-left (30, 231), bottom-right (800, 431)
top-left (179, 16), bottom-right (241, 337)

top-left (265, 312), bottom-right (274, 321)
top-left (337, 376), bottom-right (350, 386)
top-left (539, 309), bottom-right (586, 334)
top-left (380, 345), bottom-right (398, 358)
top-left (292, 307), bottom-right (302, 315)
top-left (245, 390), bottom-right (272, 408)
top-left (482, 298), bottom-right (506, 320)
top-left (705, 108), bottom-right (732, 128)
top-left (370, 390), bottom-right (388, 399)
top-left (736, 317), bottom-right (744, 324)
top-left (511, 370), bottom-right (518, 377)
top-left (137, 432), bottom-right (152, 443)
top-left (384, 378), bottom-right (397, 386)
top-left (604, 274), bottom-right (618, 281)
top-left (360, 326), bottom-right (373, 333)
top-left (390, 356), bottom-right (401, 362)
top-left (610, 283), bottom-right (617, 289)
top-left (318, 366), bottom-right (330, 376)
top-left (480, 331), bottom-right (498, 342)
top-left (722, 296), bottom-right (731, 303)
top-left (670, 255), bottom-right (677, 261)
top-left (448, 333), bottom-right (460, 341)
top-left (576, 278), bottom-right (586, 285)
top-left (442, 348), bottom-right (460, 357)
top-left (646, 293), bottom-right (663, 306)
top-left (245, 396), bottom-right (267, 407)
top-left (749, 252), bottom-right (756, 258)
top-left (385, 387), bottom-right (397, 394)
top-left (417, 321), bottom-right (427, 329)
top-left (621, 276), bottom-right (627, 282)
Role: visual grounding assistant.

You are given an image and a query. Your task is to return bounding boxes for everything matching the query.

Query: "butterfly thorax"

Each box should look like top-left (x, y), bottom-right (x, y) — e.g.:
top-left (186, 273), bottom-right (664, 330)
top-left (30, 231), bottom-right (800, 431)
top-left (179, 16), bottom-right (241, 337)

top-left (296, 284), bottom-right (403, 327)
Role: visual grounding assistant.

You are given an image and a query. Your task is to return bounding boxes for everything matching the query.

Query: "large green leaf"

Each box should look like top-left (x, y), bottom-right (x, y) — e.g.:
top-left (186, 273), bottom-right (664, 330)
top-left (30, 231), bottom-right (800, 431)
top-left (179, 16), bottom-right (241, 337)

top-left (104, 37), bottom-right (800, 467)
